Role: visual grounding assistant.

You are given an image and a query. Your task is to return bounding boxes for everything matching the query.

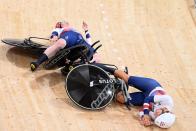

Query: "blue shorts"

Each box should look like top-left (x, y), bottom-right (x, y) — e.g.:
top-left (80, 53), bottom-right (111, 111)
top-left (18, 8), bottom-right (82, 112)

top-left (127, 76), bottom-right (162, 106)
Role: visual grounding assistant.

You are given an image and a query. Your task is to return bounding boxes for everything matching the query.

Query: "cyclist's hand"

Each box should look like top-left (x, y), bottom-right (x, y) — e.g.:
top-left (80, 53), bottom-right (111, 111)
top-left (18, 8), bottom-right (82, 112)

top-left (82, 21), bottom-right (88, 31)
top-left (140, 115), bottom-right (153, 126)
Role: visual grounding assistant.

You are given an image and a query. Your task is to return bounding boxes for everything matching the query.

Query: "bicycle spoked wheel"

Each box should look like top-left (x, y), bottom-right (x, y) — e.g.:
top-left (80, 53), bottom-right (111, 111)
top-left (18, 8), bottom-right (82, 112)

top-left (1, 38), bottom-right (30, 48)
top-left (66, 64), bottom-right (114, 110)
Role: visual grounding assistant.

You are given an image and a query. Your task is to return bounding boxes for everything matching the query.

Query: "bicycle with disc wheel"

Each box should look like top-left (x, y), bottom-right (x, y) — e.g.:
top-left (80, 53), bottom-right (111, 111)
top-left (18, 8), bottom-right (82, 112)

top-left (65, 64), bottom-right (132, 110)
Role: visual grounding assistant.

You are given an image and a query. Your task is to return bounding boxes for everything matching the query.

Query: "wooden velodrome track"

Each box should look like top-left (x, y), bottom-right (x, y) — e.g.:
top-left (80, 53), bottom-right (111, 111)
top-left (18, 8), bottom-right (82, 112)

top-left (0, 0), bottom-right (196, 130)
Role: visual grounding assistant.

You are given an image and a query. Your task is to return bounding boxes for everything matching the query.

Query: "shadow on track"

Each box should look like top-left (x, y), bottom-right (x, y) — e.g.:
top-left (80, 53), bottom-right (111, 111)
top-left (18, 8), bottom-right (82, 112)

top-left (6, 47), bottom-right (40, 68)
top-left (35, 71), bottom-right (64, 87)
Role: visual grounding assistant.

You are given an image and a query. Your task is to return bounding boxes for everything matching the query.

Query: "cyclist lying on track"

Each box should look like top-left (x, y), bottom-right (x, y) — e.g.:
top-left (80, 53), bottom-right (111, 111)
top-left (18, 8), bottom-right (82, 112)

top-left (30, 21), bottom-right (100, 71)
top-left (94, 63), bottom-right (176, 128)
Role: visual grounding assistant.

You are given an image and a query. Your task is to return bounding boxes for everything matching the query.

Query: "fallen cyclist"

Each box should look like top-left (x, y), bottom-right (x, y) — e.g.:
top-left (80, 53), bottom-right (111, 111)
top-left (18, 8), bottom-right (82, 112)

top-left (93, 63), bottom-right (176, 128)
top-left (30, 21), bottom-right (100, 71)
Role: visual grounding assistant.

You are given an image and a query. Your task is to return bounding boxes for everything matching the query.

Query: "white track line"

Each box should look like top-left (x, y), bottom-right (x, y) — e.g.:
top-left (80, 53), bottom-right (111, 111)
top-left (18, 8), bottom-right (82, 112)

top-left (99, 2), bottom-right (123, 66)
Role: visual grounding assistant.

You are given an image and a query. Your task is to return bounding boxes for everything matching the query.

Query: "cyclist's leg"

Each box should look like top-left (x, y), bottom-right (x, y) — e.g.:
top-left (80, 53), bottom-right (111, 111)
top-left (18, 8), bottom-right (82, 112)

top-left (114, 70), bottom-right (129, 83)
top-left (44, 38), bottom-right (66, 58)
top-left (92, 63), bottom-right (116, 74)
top-left (128, 76), bottom-right (161, 95)
top-left (30, 38), bottom-right (66, 71)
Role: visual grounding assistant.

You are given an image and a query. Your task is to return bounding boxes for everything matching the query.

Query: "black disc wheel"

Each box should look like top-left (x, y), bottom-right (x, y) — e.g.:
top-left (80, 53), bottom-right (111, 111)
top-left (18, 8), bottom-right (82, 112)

top-left (66, 64), bottom-right (114, 110)
top-left (1, 39), bottom-right (30, 48)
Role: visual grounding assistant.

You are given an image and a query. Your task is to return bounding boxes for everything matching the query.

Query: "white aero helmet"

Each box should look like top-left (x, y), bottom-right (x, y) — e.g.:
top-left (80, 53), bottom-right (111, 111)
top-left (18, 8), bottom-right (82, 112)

top-left (154, 113), bottom-right (175, 128)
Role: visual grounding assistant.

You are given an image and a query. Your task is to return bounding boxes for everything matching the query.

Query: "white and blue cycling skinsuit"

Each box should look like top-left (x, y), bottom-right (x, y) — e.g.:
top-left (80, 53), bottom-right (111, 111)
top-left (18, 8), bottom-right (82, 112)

top-left (51, 28), bottom-right (94, 57)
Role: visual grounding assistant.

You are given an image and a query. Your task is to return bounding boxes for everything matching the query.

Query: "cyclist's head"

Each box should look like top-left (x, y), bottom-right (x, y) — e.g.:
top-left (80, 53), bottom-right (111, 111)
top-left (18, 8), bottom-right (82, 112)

top-left (154, 107), bottom-right (175, 128)
top-left (154, 112), bottom-right (175, 128)
top-left (55, 20), bottom-right (69, 28)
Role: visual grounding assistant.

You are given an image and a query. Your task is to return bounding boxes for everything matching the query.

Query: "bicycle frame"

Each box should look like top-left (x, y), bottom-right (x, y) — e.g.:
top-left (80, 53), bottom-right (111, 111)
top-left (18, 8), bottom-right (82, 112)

top-left (90, 78), bottom-right (132, 109)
